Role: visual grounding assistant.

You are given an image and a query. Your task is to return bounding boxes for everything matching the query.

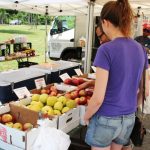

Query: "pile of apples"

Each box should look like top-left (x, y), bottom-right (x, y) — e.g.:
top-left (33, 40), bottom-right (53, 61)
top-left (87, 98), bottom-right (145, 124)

top-left (26, 95), bottom-right (76, 116)
top-left (65, 89), bottom-right (93, 105)
top-left (0, 113), bottom-right (33, 131)
top-left (63, 77), bottom-right (86, 86)
top-left (32, 85), bottom-right (64, 96)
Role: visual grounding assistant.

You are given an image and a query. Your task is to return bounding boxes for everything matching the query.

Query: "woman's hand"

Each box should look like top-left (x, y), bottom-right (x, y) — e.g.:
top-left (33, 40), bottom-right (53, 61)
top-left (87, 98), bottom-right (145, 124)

top-left (77, 80), bottom-right (95, 90)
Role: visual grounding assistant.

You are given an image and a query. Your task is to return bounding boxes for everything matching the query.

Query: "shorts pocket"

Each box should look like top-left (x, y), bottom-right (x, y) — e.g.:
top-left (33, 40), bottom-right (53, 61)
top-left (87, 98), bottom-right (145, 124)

top-left (93, 117), bottom-right (117, 146)
top-left (124, 117), bottom-right (135, 139)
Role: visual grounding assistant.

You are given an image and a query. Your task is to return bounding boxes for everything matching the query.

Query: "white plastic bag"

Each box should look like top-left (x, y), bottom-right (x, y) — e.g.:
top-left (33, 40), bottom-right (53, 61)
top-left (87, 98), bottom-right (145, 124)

top-left (142, 96), bottom-right (150, 114)
top-left (31, 119), bottom-right (71, 150)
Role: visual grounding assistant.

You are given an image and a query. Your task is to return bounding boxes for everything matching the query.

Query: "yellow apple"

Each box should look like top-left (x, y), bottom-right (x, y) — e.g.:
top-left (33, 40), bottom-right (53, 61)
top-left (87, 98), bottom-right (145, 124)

top-left (5, 122), bottom-right (13, 128)
top-left (54, 110), bottom-right (61, 115)
top-left (62, 107), bottom-right (70, 114)
top-left (2, 114), bottom-right (13, 123)
top-left (13, 122), bottom-right (23, 130)
top-left (32, 94), bottom-right (40, 101)
top-left (23, 123), bottom-right (33, 131)
top-left (54, 102), bottom-right (63, 111)
top-left (46, 96), bottom-right (57, 107)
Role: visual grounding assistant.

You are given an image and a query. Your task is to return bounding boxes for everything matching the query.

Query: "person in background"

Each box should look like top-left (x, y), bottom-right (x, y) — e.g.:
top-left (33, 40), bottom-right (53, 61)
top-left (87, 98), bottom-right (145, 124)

top-left (135, 27), bottom-right (150, 50)
top-left (83, 0), bottom-right (149, 150)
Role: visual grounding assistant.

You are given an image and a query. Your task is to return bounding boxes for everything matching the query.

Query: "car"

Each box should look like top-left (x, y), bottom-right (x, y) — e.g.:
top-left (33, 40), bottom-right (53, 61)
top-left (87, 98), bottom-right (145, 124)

top-left (9, 19), bottom-right (21, 25)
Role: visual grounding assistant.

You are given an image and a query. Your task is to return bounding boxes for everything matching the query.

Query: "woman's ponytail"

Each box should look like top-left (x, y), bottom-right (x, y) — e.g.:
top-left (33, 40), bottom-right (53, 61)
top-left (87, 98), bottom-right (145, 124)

top-left (101, 0), bottom-right (134, 37)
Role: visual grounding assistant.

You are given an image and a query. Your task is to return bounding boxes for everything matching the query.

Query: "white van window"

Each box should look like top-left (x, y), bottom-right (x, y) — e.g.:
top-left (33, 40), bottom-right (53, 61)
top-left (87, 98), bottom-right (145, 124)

top-left (50, 16), bottom-right (75, 35)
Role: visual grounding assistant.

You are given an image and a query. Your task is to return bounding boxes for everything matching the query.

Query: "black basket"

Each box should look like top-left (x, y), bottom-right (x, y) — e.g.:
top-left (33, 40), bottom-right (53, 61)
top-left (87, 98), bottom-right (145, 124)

top-left (69, 126), bottom-right (90, 150)
top-left (18, 61), bottom-right (38, 68)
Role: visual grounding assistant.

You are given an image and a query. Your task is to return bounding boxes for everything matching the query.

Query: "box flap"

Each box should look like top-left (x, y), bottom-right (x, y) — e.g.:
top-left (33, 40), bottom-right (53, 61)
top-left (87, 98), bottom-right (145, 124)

top-left (10, 103), bottom-right (38, 126)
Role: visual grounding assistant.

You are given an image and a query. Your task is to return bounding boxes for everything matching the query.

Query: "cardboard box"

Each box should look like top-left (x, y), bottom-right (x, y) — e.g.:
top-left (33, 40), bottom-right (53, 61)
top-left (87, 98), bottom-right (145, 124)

top-left (0, 139), bottom-right (23, 150)
top-left (0, 103), bottom-right (57, 150)
top-left (58, 107), bottom-right (80, 133)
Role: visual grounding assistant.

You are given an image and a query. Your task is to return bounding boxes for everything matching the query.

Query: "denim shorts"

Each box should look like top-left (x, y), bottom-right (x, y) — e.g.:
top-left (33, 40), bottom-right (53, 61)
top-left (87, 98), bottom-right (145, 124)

top-left (85, 113), bottom-right (135, 148)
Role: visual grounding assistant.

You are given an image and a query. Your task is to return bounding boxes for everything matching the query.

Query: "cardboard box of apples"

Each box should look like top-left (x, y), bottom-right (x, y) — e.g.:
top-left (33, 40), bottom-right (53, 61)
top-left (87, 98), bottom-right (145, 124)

top-left (12, 84), bottom-right (80, 133)
top-left (64, 88), bottom-right (93, 125)
top-left (0, 103), bottom-right (57, 149)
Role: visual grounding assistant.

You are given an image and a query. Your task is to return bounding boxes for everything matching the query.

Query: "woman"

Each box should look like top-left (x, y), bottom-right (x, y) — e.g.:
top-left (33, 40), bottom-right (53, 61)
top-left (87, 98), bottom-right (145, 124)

top-left (84, 0), bottom-right (149, 150)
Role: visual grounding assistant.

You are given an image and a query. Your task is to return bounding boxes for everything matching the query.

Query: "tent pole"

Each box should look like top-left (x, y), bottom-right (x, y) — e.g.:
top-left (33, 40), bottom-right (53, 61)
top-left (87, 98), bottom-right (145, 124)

top-left (45, 6), bottom-right (48, 63)
top-left (84, 0), bottom-right (94, 73)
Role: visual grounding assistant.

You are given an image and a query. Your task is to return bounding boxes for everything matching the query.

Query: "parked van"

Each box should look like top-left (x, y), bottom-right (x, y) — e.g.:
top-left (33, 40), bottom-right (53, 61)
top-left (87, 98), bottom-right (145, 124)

top-left (48, 16), bottom-right (75, 59)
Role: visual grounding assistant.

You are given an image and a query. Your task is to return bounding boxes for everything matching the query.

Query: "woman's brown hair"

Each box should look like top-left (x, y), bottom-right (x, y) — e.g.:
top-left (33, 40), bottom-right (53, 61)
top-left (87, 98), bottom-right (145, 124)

top-left (101, 0), bottom-right (134, 37)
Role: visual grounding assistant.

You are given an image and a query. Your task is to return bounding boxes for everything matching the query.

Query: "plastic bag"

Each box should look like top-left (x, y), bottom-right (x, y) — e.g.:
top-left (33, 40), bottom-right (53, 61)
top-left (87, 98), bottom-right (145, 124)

top-left (31, 119), bottom-right (71, 150)
top-left (141, 96), bottom-right (150, 114)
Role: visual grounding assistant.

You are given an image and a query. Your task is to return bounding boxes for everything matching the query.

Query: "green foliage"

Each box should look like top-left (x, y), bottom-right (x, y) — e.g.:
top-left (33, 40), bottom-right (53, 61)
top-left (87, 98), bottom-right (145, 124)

top-left (0, 9), bottom-right (54, 25)
top-left (0, 25), bottom-right (51, 71)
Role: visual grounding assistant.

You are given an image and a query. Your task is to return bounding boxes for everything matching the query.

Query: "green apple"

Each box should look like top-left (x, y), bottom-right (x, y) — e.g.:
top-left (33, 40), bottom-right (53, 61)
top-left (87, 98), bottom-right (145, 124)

top-left (32, 94), bottom-right (40, 101)
top-left (39, 94), bottom-right (48, 104)
top-left (36, 101), bottom-right (44, 108)
top-left (46, 96), bottom-right (57, 107)
top-left (13, 122), bottom-right (23, 130)
top-left (30, 104), bottom-right (41, 112)
top-left (48, 109), bottom-right (54, 115)
top-left (41, 106), bottom-right (53, 114)
top-left (58, 96), bottom-right (67, 106)
top-left (30, 101), bottom-right (38, 105)
top-left (66, 100), bottom-right (76, 109)
top-left (54, 101), bottom-right (63, 111)
top-left (5, 122), bottom-right (14, 128)
top-left (62, 107), bottom-right (70, 114)
top-left (54, 110), bottom-right (61, 115)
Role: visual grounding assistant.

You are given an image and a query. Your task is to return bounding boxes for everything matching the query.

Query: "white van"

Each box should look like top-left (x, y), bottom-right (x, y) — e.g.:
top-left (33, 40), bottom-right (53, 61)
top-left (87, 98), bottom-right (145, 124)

top-left (47, 16), bottom-right (87, 60)
top-left (48, 16), bottom-right (75, 59)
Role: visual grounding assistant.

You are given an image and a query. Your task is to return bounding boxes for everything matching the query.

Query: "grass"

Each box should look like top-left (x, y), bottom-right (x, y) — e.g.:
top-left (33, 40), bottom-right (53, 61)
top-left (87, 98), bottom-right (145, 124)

top-left (0, 25), bottom-right (51, 71)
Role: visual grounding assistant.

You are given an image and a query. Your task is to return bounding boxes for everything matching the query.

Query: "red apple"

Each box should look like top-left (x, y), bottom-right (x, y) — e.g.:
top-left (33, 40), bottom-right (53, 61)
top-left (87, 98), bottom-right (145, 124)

top-left (46, 89), bottom-right (50, 94)
top-left (57, 93), bottom-right (62, 97)
top-left (64, 78), bottom-right (72, 85)
top-left (50, 91), bottom-right (57, 96)
top-left (86, 90), bottom-right (93, 96)
top-left (78, 97), bottom-right (87, 105)
top-left (13, 122), bottom-right (23, 130)
top-left (78, 78), bottom-right (85, 84)
top-left (50, 86), bottom-right (57, 92)
top-left (79, 89), bottom-right (86, 96)
top-left (41, 89), bottom-right (47, 94)
top-left (71, 91), bottom-right (79, 99)
top-left (65, 93), bottom-right (72, 99)
top-left (72, 78), bottom-right (80, 86)
top-left (2, 114), bottom-right (13, 123)
top-left (0, 116), bottom-right (1, 123)
top-left (74, 97), bottom-right (80, 104)
top-left (23, 123), bottom-right (33, 131)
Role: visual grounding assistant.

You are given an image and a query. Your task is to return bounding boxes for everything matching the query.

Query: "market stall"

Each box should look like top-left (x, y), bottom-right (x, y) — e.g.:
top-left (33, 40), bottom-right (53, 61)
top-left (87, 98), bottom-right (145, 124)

top-left (0, 1), bottom-right (150, 150)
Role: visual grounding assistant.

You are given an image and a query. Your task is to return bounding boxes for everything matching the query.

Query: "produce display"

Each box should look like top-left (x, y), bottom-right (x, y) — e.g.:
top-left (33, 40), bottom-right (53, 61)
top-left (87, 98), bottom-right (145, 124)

top-left (65, 88), bottom-right (93, 105)
top-left (63, 77), bottom-right (86, 86)
top-left (5, 49), bottom-right (35, 61)
top-left (27, 94), bottom-right (76, 116)
top-left (0, 113), bottom-right (33, 131)
top-left (31, 85), bottom-right (64, 96)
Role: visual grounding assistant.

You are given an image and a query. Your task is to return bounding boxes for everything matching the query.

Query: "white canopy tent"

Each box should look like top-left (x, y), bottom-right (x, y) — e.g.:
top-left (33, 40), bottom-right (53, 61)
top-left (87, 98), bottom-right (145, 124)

top-left (0, 0), bottom-right (150, 72)
top-left (0, 0), bottom-right (150, 16)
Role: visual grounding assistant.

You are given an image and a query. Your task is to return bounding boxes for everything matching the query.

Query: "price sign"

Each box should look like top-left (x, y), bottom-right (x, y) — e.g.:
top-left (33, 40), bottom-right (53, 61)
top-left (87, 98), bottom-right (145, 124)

top-left (14, 87), bottom-right (31, 99)
top-left (91, 66), bottom-right (96, 72)
top-left (59, 73), bottom-right (71, 81)
top-left (35, 78), bottom-right (46, 89)
top-left (74, 69), bottom-right (83, 76)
